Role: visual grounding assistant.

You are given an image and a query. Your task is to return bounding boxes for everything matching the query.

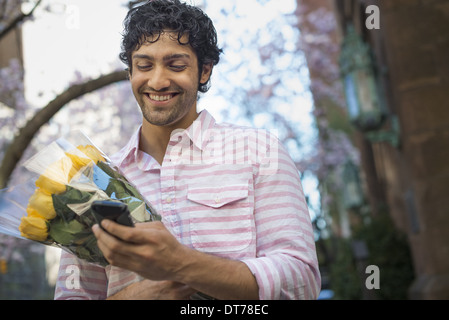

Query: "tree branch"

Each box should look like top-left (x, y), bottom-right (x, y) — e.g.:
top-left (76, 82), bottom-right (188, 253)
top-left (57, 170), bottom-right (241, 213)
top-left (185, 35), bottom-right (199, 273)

top-left (0, 0), bottom-right (42, 40)
top-left (0, 69), bottom-right (128, 188)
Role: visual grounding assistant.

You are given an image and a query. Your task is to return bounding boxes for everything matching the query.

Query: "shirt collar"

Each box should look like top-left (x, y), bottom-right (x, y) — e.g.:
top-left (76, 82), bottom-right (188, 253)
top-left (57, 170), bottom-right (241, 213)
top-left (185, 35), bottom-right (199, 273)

top-left (173, 109), bottom-right (216, 151)
top-left (110, 126), bottom-right (141, 169)
top-left (111, 109), bottom-right (216, 169)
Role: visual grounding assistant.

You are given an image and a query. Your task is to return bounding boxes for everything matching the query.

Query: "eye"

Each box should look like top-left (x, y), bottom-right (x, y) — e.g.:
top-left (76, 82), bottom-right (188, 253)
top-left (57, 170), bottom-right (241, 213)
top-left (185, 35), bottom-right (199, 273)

top-left (137, 65), bottom-right (152, 71)
top-left (170, 65), bottom-right (187, 71)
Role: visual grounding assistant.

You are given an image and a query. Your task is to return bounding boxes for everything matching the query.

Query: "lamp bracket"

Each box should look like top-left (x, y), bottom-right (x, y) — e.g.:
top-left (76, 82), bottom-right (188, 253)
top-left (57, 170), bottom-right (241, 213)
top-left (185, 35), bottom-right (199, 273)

top-left (365, 115), bottom-right (401, 148)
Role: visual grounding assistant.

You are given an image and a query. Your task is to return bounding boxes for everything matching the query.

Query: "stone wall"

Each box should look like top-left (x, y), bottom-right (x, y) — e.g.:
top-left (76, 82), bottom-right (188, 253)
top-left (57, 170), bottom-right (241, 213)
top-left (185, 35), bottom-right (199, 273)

top-left (335, 0), bottom-right (449, 299)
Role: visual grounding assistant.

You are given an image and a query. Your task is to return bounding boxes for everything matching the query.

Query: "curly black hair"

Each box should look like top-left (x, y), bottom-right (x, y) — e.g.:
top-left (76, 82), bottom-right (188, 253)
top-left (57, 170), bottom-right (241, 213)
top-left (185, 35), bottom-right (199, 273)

top-left (119, 0), bottom-right (222, 93)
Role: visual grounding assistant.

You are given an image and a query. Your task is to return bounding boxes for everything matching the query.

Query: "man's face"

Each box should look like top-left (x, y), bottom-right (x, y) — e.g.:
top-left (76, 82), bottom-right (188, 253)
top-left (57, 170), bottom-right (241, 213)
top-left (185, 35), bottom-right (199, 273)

top-left (129, 32), bottom-right (212, 128)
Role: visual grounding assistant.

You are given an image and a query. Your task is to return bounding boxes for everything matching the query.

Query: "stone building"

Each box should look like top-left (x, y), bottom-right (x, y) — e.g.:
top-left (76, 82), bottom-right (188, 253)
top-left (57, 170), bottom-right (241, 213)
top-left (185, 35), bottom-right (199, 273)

top-left (299, 0), bottom-right (449, 299)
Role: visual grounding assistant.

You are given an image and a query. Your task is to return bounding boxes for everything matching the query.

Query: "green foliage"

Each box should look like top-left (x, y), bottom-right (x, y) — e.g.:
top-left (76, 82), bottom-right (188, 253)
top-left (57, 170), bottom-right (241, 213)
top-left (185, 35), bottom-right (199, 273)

top-left (327, 237), bottom-right (363, 299)
top-left (353, 213), bottom-right (415, 299)
top-left (325, 212), bottom-right (415, 299)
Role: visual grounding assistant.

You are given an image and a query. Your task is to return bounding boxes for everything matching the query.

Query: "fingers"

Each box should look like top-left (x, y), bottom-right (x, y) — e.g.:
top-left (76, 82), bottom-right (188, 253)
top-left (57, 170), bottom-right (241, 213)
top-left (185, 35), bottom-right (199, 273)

top-left (131, 280), bottom-right (197, 300)
top-left (92, 221), bottom-right (160, 271)
top-left (92, 220), bottom-right (184, 280)
top-left (99, 219), bottom-right (164, 243)
top-left (92, 223), bottom-right (134, 266)
top-left (169, 282), bottom-right (198, 300)
top-left (99, 219), bottom-right (141, 243)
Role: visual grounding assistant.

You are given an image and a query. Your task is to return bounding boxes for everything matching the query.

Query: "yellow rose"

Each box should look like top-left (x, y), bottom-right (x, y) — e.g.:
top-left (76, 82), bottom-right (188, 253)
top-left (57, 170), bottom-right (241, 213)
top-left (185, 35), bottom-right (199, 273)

top-left (76, 145), bottom-right (105, 164)
top-left (65, 152), bottom-right (92, 171)
top-left (27, 189), bottom-right (56, 220)
top-left (35, 156), bottom-right (77, 194)
top-left (19, 215), bottom-right (49, 242)
top-left (0, 259), bottom-right (7, 274)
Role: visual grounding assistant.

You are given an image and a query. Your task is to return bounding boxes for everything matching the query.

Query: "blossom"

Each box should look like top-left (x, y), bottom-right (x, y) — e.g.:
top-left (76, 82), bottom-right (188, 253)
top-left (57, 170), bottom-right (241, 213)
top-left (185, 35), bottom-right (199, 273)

top-left (27, 189), bottom-right (56, 220)
top-left (19, 215), bottom-right (48, 242)
top-left (76, 145), bottom-right (105, 164)
top-left (0, 259), bottom-right (7, 274)
top-left (65, 145), bottom-right (105, 170)
top-left (35, 156), bottom-right (77, 194)
top-left (65, 152), bottom-right (92, 171)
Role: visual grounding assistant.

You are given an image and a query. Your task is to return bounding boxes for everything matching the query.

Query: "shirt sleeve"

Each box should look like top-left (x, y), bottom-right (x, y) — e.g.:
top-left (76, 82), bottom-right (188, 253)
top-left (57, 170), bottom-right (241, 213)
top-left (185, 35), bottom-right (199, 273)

top-left (241, 137), bottom-right (321, 300)
top-left (54, 250), bottom-right (108, 300)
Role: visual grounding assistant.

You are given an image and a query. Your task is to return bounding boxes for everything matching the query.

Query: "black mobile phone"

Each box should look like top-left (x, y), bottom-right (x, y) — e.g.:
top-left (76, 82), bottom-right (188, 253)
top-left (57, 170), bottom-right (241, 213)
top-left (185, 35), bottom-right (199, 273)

top-left (91, 200), bottom-right (134, 228)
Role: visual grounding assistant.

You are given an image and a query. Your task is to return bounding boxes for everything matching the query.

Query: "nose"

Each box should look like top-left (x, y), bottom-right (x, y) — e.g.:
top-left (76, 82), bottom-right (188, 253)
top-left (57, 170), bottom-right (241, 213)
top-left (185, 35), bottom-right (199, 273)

top-left (148, 66), bottom-right (170, 91)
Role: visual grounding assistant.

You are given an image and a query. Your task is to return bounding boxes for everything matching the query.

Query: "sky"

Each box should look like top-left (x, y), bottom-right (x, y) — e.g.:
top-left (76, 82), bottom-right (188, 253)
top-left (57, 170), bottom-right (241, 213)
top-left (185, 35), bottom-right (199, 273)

top-left (22, 0), bottom-right (128, 105)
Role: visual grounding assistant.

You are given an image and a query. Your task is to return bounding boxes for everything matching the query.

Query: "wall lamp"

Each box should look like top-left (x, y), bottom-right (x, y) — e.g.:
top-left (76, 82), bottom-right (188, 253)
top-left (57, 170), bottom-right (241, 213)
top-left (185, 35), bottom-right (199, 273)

top-left (339, 24), bottom-right (400, 148)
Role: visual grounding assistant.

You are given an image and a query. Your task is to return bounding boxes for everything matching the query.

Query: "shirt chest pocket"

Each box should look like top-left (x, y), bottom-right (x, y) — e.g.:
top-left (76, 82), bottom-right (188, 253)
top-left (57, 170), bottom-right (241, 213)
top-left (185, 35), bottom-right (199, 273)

top-left (187, 180), bottom-right (254, 253)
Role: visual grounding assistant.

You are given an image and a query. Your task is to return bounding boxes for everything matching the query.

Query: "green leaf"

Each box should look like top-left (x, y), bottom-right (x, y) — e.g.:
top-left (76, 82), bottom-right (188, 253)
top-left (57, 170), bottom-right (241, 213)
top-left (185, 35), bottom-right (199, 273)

top-left (48, 217), bottom-right (88, 246)
top-left (52, 186), bottom-right (95, 222)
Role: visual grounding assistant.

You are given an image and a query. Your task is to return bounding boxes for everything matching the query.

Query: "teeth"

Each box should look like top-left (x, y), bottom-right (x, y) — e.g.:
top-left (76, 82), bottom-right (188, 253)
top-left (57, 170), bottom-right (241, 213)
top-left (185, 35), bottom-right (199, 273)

top-left (149, 94), bottom-right (173, 101)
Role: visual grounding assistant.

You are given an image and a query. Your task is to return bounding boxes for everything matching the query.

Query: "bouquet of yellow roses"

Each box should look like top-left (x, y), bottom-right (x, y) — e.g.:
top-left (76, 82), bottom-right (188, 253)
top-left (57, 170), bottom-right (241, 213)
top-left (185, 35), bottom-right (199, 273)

top-left (0, 131), bottom-right (160, 266)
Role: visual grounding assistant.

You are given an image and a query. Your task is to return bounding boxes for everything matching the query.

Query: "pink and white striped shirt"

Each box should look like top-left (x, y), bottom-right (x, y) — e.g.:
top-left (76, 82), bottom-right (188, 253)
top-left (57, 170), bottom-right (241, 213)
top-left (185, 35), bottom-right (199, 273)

top-left (54, 110), bottom-right (321, 300)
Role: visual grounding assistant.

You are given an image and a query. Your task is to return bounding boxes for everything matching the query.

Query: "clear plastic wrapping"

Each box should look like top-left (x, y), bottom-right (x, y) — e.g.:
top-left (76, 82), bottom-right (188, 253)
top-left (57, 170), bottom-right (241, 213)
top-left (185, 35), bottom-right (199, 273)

top-left (0, 131), bottom-right (160, 266)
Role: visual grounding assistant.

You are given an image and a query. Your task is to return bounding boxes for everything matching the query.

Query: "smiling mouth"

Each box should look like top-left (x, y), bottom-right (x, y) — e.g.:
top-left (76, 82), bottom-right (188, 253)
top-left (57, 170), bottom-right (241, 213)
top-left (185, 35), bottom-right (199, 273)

top-left (146, 93), bottom-right (179, 102)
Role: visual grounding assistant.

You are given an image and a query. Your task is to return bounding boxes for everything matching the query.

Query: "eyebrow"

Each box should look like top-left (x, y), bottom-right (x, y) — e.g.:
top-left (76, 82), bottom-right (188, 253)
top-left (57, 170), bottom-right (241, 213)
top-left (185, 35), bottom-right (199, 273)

top-left (132, 53), bottom-right (191, 62)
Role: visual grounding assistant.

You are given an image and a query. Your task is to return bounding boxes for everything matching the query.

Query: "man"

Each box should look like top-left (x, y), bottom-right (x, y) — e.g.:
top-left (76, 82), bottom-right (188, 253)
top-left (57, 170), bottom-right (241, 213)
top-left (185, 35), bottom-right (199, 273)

top-left (54, 0), bottom-right (320, 300)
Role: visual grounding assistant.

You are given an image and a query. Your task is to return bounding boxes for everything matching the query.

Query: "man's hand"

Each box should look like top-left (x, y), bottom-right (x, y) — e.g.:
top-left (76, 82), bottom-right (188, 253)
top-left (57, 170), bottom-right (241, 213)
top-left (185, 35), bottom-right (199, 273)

top-left (107, 280), bottom-right (197, 300)
top-left (93, 219), bottom-right (259, 300)
top-left (92, 220), bottom-right (189, 281)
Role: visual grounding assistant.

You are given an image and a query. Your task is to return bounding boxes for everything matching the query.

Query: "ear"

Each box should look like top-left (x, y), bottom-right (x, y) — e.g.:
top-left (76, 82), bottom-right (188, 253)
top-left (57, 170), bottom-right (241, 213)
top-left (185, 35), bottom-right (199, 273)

top-left (200, 63), bottom-right (213, 84)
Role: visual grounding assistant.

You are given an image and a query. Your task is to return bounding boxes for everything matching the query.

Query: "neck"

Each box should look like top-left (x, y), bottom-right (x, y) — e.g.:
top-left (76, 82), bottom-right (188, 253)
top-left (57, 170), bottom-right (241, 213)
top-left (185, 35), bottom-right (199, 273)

top-left (139, 110), bottom-right (199, 165)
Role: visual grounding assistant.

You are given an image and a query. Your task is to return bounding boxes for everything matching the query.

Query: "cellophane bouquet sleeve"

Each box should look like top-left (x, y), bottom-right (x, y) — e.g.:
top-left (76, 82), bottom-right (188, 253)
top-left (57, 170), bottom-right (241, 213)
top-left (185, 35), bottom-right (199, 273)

top-left (0, 131), bottom-right (161, 266)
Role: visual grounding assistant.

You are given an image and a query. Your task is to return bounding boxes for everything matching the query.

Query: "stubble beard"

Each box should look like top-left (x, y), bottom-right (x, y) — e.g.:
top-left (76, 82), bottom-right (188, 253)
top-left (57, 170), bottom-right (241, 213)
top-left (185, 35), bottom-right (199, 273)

top-left (138, 88), bottom-right (198, 127)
